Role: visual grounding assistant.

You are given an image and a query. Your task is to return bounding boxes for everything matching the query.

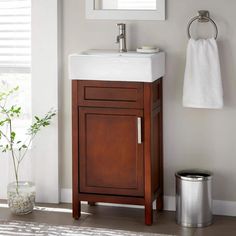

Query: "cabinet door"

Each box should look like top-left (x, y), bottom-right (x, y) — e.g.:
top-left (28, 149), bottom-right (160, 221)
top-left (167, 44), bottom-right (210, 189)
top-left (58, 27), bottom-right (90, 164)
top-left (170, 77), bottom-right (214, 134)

top-left (79, 107), bottom-right (144, 197)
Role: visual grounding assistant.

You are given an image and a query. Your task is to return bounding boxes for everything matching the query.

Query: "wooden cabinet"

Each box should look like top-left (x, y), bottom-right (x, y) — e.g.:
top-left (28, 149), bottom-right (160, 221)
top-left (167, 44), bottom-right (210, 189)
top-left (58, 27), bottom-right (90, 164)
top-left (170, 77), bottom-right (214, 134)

top-left (72, 79), bottom-right (163, 225)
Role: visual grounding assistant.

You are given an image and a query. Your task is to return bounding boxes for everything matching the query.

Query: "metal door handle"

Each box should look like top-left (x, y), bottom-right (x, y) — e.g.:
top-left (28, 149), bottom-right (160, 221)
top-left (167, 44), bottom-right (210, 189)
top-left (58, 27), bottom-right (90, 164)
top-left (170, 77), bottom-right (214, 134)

top-left (137, 117), bottom-right (142, 144)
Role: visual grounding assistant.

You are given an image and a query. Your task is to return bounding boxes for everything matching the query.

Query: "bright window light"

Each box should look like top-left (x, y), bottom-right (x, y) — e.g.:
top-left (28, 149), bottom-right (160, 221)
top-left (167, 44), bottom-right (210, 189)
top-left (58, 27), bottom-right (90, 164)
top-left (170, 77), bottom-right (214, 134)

top-left (0, 0), bottom-right (31, 144)
top-left (0, 203), bottom-right (91, 215)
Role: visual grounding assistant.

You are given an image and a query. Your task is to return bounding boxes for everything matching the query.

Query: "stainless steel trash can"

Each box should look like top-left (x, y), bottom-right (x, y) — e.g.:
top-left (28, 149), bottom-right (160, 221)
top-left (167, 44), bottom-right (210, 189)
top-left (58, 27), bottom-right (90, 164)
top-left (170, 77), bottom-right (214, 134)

top-left (175, 170), bottom-right (213, 227)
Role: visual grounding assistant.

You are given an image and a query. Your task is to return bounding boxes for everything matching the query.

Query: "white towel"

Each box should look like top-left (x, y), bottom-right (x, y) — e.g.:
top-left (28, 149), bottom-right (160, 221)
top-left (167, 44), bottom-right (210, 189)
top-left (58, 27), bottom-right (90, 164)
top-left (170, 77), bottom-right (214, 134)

top-left (183, 38), bottom-right (223, 109)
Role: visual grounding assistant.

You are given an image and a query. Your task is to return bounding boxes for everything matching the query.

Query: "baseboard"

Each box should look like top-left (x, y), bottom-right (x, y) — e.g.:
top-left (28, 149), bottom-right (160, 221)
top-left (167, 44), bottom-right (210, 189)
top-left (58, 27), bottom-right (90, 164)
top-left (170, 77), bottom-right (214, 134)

top-left (60, 188), bottom-right (236, 217)
top-left (60, 188), bottom-right (72, 203)
top-left (213, 200), bottom-right (236, 217)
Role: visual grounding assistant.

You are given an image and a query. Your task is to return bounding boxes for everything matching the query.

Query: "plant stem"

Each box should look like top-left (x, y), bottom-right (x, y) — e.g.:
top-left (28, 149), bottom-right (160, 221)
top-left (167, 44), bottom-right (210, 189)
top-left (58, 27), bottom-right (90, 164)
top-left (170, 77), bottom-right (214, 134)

top-left (0, 122), bottom-right (19, 194)
top-left (11, 148), bottom-right (19, 194)
top-left (9, 119), bottom-right (19, 194)
top-left (0, 129), bottom-right (10, 143)
top-left (18, 134), bottom-right (35, 164)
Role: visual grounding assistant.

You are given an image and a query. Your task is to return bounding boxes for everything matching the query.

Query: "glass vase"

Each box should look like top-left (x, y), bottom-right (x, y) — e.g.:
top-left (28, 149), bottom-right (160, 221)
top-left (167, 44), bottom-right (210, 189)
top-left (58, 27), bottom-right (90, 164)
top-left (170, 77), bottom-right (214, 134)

top-left (7, 181), bottom-right (36, 215)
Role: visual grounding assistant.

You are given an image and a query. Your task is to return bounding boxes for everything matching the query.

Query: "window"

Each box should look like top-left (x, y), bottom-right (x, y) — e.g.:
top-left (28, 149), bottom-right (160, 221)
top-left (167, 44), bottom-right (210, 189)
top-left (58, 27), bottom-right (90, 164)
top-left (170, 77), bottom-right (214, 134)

top-left (0, 0), bottom-right (31, 142)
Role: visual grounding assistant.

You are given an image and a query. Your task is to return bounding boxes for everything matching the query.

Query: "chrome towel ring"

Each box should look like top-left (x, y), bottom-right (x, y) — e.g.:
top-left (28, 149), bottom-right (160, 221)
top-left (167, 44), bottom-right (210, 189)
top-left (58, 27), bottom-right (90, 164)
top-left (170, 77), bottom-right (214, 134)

top-left (187, 10), bottom-right (218, 39)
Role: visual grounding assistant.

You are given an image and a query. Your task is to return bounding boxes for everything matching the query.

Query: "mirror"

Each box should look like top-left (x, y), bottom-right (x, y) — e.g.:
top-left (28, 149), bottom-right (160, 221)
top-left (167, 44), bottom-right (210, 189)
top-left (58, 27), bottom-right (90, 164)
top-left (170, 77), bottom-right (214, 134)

top-left (86, 0), bottom-right (165, 20)
top-left (94, 0), bottom-right (157, 11)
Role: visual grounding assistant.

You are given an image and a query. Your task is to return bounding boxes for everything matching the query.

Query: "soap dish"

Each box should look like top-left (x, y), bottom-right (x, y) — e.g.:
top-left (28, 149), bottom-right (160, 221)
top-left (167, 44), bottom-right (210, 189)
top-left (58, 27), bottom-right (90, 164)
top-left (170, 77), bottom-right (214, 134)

top-left (137, 47), bottom-right (160, 54)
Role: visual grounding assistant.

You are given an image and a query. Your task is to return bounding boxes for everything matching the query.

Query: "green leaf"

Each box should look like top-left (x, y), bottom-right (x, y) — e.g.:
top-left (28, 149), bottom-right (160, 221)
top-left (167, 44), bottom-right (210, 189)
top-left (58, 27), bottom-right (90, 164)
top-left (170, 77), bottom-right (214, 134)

top-left (10, 132), bottom-right (16, 141)
top-left (35, 116), bottom-right (40, 121)
top-left (0, 119), bottom-right (9, 126)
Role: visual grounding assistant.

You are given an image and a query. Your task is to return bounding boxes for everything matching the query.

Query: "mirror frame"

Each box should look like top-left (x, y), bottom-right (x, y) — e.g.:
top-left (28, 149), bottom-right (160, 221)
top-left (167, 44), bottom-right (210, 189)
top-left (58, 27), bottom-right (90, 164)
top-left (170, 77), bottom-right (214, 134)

top-left (86, 0), bottom-right (165, 20)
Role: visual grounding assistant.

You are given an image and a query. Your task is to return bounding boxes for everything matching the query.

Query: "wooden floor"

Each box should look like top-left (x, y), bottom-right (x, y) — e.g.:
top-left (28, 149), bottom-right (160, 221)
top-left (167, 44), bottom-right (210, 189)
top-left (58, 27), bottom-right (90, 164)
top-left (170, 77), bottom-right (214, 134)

top-left (0, 202), bottom-right (236, 236)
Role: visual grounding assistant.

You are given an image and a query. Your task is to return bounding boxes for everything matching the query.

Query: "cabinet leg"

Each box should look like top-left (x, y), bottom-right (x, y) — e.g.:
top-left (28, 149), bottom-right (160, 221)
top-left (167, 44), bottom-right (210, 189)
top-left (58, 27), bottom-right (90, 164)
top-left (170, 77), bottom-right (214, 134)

top-left (156, 194), bottom-right (164, 211)
top-left (145, 202), bottom-right (153, 226)
top-left (88, 202), bottom-right (96, 206)
top-left (73, 200), bottom-right (81, 220)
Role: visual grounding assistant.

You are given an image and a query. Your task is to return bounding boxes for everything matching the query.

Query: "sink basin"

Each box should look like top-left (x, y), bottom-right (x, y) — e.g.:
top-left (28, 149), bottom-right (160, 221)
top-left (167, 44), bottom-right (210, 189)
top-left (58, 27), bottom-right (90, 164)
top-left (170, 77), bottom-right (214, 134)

top-left (69, 50), bottom-right (165, 82)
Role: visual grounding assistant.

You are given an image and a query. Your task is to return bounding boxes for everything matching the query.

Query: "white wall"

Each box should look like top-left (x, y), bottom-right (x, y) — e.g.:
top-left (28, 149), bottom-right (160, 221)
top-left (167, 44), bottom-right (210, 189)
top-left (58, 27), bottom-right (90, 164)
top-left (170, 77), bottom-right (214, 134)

top-left (61, 0), bottom-right (236, 202)
top-left (31, 0), bottom-right (59, 203)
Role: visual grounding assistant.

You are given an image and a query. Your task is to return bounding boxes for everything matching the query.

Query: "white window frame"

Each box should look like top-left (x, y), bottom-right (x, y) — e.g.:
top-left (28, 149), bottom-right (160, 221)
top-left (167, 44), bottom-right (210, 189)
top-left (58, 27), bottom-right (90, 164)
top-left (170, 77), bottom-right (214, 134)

top-left (86, 0), bottom-right (165, 20)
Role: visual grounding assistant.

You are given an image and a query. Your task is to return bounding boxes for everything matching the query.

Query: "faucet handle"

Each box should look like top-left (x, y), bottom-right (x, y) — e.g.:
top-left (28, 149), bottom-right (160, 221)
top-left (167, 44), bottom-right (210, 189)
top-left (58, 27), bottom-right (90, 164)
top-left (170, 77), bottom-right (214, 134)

top-left (117, 23), bottom-right (126, 30)
top-left (116, 35), bottom-right (120, 44)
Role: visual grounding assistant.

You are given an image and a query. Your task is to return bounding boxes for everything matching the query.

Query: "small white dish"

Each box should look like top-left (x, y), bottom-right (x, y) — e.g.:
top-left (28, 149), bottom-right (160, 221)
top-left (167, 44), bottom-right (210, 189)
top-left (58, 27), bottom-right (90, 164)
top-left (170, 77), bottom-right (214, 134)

top-left (137, 47), bottom-right (160, 54)
top-left (141, 46), bottom-right (157, 50)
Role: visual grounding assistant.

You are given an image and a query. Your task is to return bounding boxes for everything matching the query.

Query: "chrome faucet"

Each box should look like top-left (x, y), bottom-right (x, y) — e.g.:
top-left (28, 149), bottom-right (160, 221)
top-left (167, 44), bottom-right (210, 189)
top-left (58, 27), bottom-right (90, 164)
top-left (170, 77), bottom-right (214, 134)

top-left (116, 23), bottom-right (127, 53)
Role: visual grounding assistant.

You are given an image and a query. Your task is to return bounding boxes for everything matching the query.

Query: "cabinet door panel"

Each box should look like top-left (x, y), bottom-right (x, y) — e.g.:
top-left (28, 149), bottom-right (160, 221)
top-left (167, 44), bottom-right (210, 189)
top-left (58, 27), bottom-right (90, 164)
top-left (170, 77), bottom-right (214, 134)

top-left (79, 107), bottom-right (144, 197)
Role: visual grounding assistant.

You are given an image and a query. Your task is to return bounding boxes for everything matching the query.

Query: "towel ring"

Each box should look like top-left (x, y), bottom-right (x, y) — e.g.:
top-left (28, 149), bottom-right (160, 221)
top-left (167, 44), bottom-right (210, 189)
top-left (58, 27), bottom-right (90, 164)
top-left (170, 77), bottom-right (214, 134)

top-left (187, 10), bottom-right (218, 39)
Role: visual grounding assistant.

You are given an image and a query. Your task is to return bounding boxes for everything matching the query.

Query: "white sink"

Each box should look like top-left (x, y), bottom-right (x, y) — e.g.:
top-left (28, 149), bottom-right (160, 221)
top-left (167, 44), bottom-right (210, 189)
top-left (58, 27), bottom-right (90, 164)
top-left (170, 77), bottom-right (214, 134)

top-left (69, 50), bottom-right (165, 83)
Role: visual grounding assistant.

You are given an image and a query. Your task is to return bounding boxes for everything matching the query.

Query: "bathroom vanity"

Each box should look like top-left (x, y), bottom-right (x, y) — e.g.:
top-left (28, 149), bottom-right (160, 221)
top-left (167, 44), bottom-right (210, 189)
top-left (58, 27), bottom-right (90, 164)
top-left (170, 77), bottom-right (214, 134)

top-left (70, 50), bottom-right (165, 225)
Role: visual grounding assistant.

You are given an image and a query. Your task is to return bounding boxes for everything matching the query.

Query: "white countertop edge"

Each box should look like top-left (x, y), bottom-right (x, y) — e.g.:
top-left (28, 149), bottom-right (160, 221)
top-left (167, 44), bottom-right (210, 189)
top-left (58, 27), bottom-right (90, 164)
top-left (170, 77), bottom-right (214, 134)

top-left (69, 51), bottom-right (165, 59)
top-left (69, 76), bottom-right (163, 83)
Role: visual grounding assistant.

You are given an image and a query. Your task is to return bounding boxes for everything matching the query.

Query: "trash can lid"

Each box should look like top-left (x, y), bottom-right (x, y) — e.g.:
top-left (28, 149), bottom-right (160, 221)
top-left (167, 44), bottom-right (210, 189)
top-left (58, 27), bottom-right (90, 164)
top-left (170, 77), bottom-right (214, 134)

top-left (175, 169), bottom-right (213, 181)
